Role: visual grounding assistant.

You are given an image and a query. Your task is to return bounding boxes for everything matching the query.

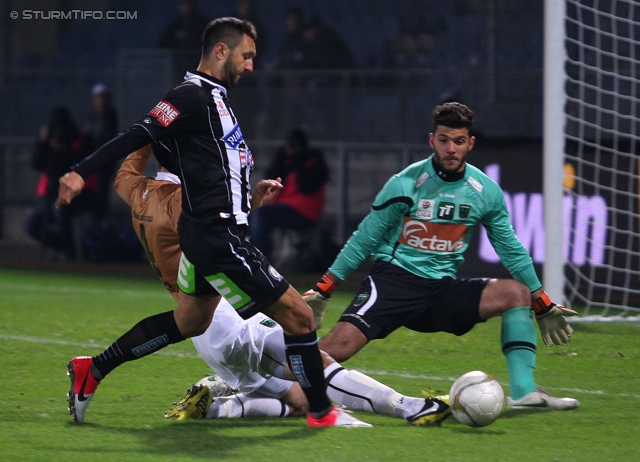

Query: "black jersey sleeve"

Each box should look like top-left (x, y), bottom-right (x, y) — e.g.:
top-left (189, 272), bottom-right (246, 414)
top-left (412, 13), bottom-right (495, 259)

top-left (136, 83), bottom-right (207, 142)
top-left (72, 83), bottom-right (206, 180)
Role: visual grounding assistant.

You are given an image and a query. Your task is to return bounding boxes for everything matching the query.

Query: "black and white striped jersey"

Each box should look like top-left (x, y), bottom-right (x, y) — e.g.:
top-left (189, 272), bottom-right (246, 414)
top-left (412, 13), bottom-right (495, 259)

top-left (72, 70), bottom-right (253, 226)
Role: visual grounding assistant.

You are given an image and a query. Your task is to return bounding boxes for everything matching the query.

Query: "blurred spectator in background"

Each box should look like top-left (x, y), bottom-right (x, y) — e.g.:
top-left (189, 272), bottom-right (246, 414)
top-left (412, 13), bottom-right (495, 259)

top-left (24, 107), bottom-right (98, 260)
top-left (83, 83), bottom-right (119, 221)
top-left (84, 83), bottom-right (118, 147)
top-left (236, 0), bottom-right (266, 71)
top-left (158, 0), bottom-right (211, 84)
top-left (301, 16), bottom-right (354, 70)
top-left (275, 11), bottom-right (354, 89)
top-left (277, 6), bottom-right (306, 70)
top-left (249, 128), bottom-right (329, 265)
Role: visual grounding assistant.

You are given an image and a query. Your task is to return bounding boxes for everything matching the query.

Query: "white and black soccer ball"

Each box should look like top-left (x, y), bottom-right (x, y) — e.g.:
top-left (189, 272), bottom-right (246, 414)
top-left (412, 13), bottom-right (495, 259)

top-left (449, 370), bottom-right (504, 427)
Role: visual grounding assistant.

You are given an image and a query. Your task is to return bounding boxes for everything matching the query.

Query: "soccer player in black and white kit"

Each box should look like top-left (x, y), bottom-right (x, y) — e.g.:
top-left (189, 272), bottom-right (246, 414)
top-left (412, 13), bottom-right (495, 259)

top-left (57, 17), bottom-right (367, 428)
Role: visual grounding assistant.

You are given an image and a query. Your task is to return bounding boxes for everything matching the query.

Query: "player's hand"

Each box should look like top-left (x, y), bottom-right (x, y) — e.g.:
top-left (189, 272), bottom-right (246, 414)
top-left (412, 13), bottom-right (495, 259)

top-left (251, 177), bottom-right (282, 209)
top-left (303, 289), bottom-right (329, 329)
top-left (56, 171), bottom-right (85, 208)
top-left (532, 292), bottom-right (577, 346)
top-left (302, 274), bottom-right (339, 330)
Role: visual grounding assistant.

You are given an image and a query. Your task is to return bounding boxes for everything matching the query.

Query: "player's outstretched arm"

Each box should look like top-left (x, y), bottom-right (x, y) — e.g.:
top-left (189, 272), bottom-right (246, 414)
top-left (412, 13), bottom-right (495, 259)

top-left (531, 291), bottom-right (577, 347)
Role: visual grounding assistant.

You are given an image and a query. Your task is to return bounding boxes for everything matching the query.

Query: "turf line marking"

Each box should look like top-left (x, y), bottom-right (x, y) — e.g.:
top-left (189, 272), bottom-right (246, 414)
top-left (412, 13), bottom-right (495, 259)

top-left (0, 282), bottom-right (170, 299)
top-left (2, 332), bottom-right (638, 400)
top-left (0, 333), bottom-right (200, 359)
top-left (354, 368), bottom-right (640, 400)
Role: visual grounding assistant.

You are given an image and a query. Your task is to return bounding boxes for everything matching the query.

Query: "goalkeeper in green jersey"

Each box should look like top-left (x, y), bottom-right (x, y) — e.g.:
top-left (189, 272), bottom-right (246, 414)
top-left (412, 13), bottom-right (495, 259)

top-left (305, 102), bottom-right (579, 410)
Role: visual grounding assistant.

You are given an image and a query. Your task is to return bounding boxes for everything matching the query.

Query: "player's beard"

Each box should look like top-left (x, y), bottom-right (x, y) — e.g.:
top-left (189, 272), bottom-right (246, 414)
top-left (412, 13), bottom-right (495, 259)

top-left (434, 149), bottom-right (467, 173)
top-left (222, 59), bottom-right (242, 89)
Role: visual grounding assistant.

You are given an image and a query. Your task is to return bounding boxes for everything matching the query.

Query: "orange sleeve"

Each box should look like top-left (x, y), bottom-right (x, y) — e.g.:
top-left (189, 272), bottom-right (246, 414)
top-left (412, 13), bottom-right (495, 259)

top-left (114, 145), bottom-right (153, 206)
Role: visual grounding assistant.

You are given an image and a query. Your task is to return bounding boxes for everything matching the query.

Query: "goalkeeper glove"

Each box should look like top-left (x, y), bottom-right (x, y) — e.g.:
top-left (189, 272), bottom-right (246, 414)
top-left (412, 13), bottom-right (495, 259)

top-left (302, 275), bottom-right (337, 329)
top-left (532, 291), bottom-right (578, 347)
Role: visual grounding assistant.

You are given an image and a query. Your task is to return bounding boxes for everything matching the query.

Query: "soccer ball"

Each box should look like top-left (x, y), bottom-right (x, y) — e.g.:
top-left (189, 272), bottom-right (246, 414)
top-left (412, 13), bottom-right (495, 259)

top-left (449, 370), bottom-right (504, 427)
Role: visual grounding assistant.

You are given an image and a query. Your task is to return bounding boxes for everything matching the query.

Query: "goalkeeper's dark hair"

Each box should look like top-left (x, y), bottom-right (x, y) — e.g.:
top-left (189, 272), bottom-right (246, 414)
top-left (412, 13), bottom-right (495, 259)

top-left (432, 102), bottom-right (474, 134)
top-left (202, 17), bottom-right (257, 58)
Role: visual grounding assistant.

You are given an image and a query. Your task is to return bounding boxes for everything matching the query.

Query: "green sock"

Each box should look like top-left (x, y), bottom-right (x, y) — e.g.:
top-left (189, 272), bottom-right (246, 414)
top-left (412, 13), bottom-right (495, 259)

top-left (501, 306), bottom-right (537, 400)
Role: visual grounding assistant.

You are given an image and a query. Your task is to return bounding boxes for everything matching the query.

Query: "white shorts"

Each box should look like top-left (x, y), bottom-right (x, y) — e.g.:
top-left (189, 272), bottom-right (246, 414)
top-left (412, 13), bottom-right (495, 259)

top-left (191, 299), bottom-right (293, 399)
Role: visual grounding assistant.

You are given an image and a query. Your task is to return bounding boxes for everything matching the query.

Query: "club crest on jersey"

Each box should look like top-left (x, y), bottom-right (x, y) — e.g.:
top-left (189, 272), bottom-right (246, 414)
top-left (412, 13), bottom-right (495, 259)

top-left (352, 293), bottom-right (369, 307)
top-left (240, 148), bottom-right (254, 168)
top-left (268, 265), bottom-right (283, 281)
top-left (149, 100), bottom-right (180, 127)
top-left (259, 318), bottom-right (277, 328)
top-left (222, 123), bottom-right (244, 149)
top-left (459, 204), bottom-right (472, 219)
top-left (417, 199), bottom-right (434, 219)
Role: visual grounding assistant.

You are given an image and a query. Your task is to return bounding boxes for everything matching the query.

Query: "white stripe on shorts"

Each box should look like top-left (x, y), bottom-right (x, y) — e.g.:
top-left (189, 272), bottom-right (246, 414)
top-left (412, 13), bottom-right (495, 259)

top-left (357, 276), bottom-right (378, 316)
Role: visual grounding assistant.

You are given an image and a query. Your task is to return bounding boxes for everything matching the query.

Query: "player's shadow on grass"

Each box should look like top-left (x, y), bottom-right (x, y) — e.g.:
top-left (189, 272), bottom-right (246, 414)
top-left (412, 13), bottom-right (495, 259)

top-left (82, 418), bottom-right (343, 458)
top-left (499, 407), bottom-right (562, 420)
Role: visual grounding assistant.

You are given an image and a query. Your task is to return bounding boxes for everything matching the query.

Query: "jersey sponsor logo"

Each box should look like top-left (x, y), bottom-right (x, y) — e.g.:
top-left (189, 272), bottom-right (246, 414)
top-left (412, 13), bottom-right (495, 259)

top-left (222, 123), bottom-right (244, 149)
top-left (217, 100), bottom-right (230, 117)
top-left (399, 218), bottom-right (468, 252)
top-left (341, 313), bottom-right (371, 328)
top-left (289, 355), bottom-right (312, 388)
top-left (205, 272), bottom-right (252, 309)
top-left (148, 100), bottom-right (180, 127)
top-left (459, 204), bottom-right (472, 219)
top-left (415, 172), bottom-right (429, 188)
top-left (437, 202), bottom-right (455, 220)
top-left (468, 176), bottom-right (483, 192)
top-left (132, 334), bottom-right (169, 357)
top-left (417, 199), bottom-right (434, 219)
top-left (132, 211), bottom-right (153, 222)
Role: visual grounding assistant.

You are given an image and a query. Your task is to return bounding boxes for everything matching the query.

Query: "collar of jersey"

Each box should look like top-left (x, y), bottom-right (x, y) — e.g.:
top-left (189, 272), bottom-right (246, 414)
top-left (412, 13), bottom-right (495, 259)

top-left (430, 155), bottom-right (466, 182)
top-left (155, 171), bottom-right (181, 184)
top-left (184, 70), bottom-right (227, 96)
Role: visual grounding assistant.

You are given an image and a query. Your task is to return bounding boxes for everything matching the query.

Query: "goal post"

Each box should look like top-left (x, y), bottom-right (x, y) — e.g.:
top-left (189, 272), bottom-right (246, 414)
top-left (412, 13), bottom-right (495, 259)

top-left (543, 0), bottom-right (567, 304)
top-left (544, 0), bottom-right (640, 320)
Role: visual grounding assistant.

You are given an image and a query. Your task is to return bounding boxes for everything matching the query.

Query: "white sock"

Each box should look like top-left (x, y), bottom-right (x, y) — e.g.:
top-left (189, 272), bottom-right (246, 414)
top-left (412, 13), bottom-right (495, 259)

top-left (387, 393), bottom-right (430, 420)
top-left (206, 394), bottom-right (290, 419)
top-left (325, 362), bottom-right (400, 415)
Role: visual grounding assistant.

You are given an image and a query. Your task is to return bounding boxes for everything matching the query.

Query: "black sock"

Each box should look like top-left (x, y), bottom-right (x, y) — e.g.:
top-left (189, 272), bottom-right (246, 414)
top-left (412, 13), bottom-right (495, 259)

top-left (91, 310), bottom-right (185, 380)
top-left (284, 331), bottom-right (332, 417)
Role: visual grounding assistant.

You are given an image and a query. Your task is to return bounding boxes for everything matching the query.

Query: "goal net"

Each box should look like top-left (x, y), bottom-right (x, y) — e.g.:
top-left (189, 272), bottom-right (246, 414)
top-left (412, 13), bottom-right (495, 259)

top-left (545, 0), bottom-right (640, 321)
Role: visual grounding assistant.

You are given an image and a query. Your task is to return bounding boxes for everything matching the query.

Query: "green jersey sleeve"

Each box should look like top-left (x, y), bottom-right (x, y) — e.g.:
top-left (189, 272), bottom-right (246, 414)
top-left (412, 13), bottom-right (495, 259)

top-left (329, 173), bottom-right (413, 280)
top-left (480, 181), bottom-right (542, 292)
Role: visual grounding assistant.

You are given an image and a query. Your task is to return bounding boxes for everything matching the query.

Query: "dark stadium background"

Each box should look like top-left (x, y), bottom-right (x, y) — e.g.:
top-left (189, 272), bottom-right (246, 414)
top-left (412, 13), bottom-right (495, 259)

top-left (0, 0), bottom-right (553, 279)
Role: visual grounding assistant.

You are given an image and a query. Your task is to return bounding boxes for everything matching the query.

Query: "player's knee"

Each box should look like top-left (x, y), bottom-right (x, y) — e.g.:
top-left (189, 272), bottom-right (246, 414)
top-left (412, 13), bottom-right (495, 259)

top-left (513, 282), bottom-right (531, 307)
top-left (481, 279), bottom-right (531, 317)
top-left (318, 329), bottom-right (363, 363)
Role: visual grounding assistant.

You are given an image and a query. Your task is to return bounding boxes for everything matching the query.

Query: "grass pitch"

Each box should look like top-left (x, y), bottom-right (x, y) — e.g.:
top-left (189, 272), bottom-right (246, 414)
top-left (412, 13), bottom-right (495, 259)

top-left (1, 267), bottom-right (639, 461)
